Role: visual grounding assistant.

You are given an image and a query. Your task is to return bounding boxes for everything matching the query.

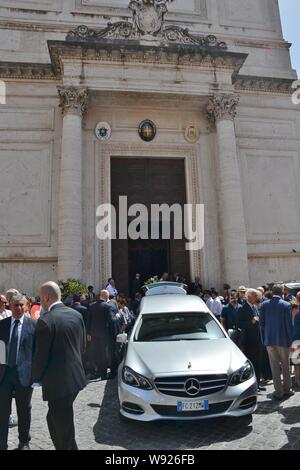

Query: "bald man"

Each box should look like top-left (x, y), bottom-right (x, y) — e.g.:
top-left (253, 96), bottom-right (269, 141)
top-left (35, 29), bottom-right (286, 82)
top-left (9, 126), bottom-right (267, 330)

top-left (32, 282), bottom-right (86, 450)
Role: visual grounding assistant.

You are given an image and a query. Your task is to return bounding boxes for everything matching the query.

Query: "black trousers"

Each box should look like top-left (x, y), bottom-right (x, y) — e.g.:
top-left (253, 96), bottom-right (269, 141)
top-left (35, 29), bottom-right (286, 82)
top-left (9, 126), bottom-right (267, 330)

top-left (0, 367), bottom-right (33, 450)
top-left (47, 393), bottom-right (79, 450)
top-left (244, 343), bottom-right (263, 385)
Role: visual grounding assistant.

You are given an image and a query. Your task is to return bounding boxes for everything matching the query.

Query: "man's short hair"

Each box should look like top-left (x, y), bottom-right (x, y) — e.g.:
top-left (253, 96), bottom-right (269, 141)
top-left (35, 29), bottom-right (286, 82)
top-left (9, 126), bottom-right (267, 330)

top-left (272, 284), bottom-right (284, 296)
top-left (6, 288), bottom-right (20, 303)
top-left (10, 293), bottom-right (26, 304)
top-left (73, 294), bottom-right (81, 303)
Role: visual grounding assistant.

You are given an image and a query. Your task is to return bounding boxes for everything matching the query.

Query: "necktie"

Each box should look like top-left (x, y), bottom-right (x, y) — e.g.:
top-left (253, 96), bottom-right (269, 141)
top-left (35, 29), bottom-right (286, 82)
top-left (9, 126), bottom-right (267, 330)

top-left (7, 319), bottom-right (20, 368)
top-left (252, 305), bottom-right (258, 316)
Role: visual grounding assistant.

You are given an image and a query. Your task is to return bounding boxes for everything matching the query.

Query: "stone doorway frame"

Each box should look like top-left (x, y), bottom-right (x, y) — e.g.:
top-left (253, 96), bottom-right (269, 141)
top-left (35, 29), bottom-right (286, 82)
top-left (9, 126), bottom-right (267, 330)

top-left (94, 142), bottom-right (203, 290)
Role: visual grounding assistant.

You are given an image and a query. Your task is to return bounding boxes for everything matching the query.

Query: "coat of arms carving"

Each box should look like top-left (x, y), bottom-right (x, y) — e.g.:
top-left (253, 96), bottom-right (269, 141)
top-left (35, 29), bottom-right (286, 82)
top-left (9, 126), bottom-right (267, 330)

top-left (66, 0), bottom-right (227, 50)
top-left (129, 0), bottom-right (173, 36)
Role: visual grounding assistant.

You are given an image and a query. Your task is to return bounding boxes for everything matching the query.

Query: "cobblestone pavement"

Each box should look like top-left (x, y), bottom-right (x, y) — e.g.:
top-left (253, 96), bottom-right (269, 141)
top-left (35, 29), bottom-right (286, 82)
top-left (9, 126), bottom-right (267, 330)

top-left (7, 379), bottom-right (300, 450)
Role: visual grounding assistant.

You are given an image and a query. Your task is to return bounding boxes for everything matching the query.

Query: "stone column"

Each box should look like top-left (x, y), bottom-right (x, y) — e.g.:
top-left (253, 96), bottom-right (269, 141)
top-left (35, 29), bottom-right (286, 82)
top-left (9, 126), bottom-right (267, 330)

top-left (207, 94), bottom-right (249, 287)
top-left (57, 86), bottom-right (88, 281)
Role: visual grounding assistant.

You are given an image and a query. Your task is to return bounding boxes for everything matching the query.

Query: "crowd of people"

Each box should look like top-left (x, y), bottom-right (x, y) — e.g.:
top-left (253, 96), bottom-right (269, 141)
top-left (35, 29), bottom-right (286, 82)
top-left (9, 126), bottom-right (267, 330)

top-left (0, 274), bottom-right (300, 450)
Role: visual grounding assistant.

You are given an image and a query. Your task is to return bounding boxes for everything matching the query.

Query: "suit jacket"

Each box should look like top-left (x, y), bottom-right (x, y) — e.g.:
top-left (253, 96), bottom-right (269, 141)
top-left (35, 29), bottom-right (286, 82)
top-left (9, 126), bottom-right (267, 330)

top-left (0, 316), bottom-right (36, 387)
top-left (260, 296), bottom-right (293, 347)
top-left (221, 303), bottom-right (242, 331)
top-left (236, 302), bottom-right (261, 350)
top-left (293, 312), bottom-right (300, 342)
top-left (71, 302), bottom-right (89, 328)
top-left (108, 300), bottom-right (118, 317)
top-left (87, 299), bottom-right (116, 339)
top-left (32, 303), bottom-right (86, 401)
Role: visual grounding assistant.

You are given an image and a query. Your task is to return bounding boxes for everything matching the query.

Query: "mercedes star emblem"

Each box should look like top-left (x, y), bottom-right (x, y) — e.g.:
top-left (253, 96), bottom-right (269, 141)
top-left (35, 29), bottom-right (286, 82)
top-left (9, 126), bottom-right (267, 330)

top-left (184, 378), bottom-right (201, 396)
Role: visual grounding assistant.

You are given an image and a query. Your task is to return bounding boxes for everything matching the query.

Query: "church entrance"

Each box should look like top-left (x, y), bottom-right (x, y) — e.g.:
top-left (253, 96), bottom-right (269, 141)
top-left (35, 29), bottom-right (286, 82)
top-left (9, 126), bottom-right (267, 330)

top-left (128, 236), bottom-right (169, 286)
top-left (111, 158), bottom-right (190, 294)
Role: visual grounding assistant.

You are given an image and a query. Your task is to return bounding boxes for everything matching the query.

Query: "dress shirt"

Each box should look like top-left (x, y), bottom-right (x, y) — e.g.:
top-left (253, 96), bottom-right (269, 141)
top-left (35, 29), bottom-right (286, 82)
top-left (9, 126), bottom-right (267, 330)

top-left (106, 284), bottom-right (118, 297)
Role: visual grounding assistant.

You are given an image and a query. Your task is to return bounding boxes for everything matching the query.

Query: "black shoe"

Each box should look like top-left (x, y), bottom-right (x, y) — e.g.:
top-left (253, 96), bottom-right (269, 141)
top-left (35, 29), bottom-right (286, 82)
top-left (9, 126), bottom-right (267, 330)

top-left (258, 386), bottom-right (267, 392)
top-left (15, 443), bottom-right (30, 450)
top-left (284, 390), bottom-right (295, 398)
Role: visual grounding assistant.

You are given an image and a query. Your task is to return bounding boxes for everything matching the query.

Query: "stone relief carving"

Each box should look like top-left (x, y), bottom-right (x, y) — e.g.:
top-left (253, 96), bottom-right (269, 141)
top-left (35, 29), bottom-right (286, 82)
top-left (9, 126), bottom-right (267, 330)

top-left (206, 94), bottom-right (240, 123)
top-left (57, 86), bottom-right (89, 117)
top-left (66, 0), bottom-right (227, 49)
top-left (234, 76), bottom-right (293, 94)
top-left (129, 0), bottom-right (171, 36)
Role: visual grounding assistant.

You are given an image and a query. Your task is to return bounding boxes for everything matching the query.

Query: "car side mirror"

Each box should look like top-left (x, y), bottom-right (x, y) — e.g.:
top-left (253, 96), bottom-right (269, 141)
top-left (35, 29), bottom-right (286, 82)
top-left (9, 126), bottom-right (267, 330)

top-left (116, 333), bottom-right (128, 344)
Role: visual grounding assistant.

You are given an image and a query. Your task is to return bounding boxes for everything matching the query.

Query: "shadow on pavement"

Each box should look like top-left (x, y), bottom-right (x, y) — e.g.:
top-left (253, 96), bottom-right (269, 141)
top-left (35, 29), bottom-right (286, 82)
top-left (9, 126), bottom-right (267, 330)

top-left (92, 379), bottom-right (252, 450)
top-left (280, 428), bottom-right (300, 450)
top-left (279, 406), bottom-right (300, 425)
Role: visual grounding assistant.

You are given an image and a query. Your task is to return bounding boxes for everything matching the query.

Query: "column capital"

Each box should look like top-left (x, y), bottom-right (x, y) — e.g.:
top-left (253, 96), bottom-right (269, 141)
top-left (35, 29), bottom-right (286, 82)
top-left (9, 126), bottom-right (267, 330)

top-left (207, 94), bottom-right (240, 123)
top-left (57, 86), bottom-right (88, 117)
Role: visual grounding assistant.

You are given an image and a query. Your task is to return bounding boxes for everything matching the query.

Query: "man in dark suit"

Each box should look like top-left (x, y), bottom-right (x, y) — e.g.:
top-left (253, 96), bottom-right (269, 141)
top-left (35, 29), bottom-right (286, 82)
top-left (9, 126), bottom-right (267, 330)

top-left (0, 293), bottom-right (36, 450)
top-left (236, 289), bottom-right (263, 391)
top-left (260, 284), bottom-right (294, 400)
top-left (130, 273), bottom-right (142, 300)
top-left (87, 290), bottom-right (117, 379)
top-left (32, 282), bottom-right (86, 450)
top-left (71, 294), bottom-right (88, 329)
top-left (221, 291), bottom-right (242, 346)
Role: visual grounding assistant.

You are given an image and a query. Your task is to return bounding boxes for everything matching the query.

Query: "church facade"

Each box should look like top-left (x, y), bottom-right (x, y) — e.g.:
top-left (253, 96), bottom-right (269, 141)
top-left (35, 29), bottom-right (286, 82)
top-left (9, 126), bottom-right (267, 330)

top-left (0, 0), bottom-right (299, 294)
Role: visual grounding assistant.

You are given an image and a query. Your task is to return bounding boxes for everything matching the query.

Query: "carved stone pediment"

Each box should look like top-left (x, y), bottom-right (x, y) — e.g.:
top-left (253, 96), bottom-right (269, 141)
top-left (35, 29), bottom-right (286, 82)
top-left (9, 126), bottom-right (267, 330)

top-left (66, 0), bottom-right (227, 50)
top-left (67, 23), bottom-right (227, 51)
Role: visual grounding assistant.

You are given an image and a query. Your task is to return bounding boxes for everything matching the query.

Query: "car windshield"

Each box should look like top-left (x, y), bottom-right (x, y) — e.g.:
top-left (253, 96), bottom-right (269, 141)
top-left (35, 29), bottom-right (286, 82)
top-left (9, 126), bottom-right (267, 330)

top-left (134, 312), bottom-right (225, 342)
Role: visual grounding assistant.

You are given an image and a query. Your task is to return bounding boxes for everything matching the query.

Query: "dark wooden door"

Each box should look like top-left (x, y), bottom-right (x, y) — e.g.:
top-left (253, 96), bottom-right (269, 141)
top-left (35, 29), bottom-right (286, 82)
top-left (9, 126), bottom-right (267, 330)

top-left (111, 158), bottom-right (190, 294)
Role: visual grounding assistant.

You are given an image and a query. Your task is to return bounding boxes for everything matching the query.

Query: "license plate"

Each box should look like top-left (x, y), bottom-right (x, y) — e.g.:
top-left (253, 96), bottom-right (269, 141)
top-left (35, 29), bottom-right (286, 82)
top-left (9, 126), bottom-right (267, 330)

top-left (177, 400), bottom-right (209, 412)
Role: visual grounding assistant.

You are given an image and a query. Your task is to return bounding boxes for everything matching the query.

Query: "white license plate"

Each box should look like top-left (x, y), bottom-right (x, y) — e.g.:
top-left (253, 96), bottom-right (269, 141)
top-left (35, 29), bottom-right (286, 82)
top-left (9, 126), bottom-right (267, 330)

top-left (177, 400), bottom-right (209, 412)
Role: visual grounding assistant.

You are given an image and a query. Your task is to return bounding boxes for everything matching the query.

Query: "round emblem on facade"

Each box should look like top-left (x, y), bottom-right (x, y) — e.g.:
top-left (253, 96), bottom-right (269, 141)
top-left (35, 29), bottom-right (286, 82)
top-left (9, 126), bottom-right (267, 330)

top-left (184, 378), bottom-right (201, 397)
top-left (95, 122), bottom-right (112, 141)
top-left (138, 120), bottom-right (156, 142)
top-left (184, 125), bottom-right (200, 144)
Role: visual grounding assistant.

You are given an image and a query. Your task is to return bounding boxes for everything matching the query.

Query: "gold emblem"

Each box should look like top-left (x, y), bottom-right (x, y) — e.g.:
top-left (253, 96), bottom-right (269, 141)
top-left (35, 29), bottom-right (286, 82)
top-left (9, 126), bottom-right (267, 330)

top-left (184, 125), bottom-right (200, 143)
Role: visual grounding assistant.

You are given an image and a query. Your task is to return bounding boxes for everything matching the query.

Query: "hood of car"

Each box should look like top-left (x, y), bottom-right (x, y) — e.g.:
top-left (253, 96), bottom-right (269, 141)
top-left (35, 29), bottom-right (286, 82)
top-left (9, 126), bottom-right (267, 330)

top-left (125, 338), bottom-right (244, 377)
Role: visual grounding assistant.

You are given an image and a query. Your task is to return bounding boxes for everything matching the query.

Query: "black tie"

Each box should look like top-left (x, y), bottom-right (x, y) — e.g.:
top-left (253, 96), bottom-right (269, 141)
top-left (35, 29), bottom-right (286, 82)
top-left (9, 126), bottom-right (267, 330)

top-left (8, 319), bottom-right (20, 368)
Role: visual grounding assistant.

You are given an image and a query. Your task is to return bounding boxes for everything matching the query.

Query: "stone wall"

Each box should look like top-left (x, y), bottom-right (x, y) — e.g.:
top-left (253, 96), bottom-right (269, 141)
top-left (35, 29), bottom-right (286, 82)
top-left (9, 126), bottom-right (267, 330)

top-left (236, 92), bottom-right (300, 287)
top-left (0, 82), bottom-right (60, 294)
top-left (0, 0), bottom-right (296, 78)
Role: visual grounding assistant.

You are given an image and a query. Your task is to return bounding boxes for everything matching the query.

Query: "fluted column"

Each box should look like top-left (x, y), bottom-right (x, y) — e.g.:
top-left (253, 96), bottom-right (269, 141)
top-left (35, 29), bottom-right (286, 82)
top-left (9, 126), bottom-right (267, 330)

top-left (57, 86), bottom-right (88, 281)
top-left (207, 94), bottom-right (249, 287)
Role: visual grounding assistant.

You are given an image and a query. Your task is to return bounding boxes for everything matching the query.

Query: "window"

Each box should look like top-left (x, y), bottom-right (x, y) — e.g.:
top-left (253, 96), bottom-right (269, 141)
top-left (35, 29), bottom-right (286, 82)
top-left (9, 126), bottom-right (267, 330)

top-left (134, 312), bottom-right (225, 342)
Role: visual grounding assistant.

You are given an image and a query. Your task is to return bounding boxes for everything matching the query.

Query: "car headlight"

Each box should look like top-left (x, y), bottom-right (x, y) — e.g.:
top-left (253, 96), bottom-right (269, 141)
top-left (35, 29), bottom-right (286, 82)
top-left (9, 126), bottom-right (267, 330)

top-left (122, 366), bottom-right (153, 390)
top-left (229, 361), bottom-right (254, 386)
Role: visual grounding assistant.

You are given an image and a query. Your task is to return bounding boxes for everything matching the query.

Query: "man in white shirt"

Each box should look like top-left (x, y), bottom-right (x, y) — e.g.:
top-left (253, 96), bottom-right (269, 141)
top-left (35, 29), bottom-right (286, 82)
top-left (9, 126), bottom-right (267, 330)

top-left (0, 296), bottom-right (11, 321)
top-left (210, 290), bottom-right (223, 322)
top-left (106, 278), bottom-right (118, 297)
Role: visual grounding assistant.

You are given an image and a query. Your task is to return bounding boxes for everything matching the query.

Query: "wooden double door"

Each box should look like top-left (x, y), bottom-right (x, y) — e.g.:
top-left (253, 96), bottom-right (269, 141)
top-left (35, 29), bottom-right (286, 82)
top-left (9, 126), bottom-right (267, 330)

top-left (111, 158), bottom-right (190, 294)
